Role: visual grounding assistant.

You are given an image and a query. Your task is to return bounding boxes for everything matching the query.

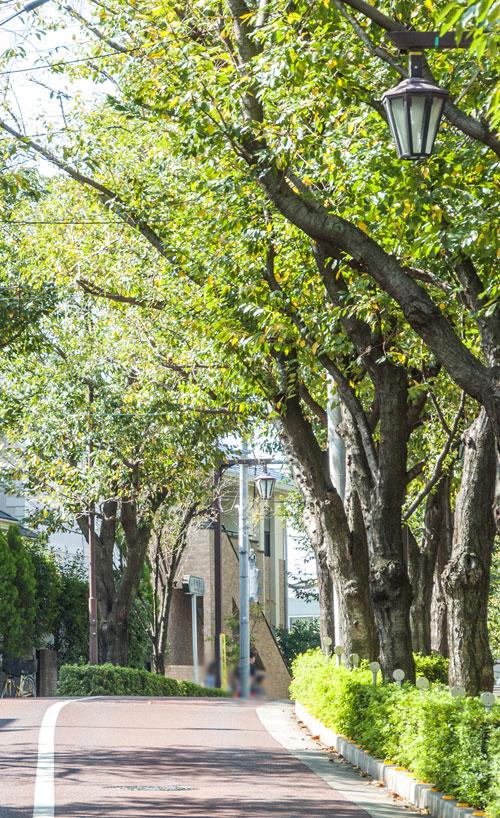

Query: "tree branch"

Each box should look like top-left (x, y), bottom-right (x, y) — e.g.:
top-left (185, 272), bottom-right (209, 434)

top-left (63, 5), bottom-right (130, 53)
top-left (0, 119), bottom-right (171, 261)
top-left (403, 391), bottom-right (466, 521)
top-left (263, 241), bottom-right (379, 478)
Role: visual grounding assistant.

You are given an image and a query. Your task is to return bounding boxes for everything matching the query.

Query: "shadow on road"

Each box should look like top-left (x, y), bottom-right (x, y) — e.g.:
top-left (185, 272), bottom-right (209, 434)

top-left (1, 744), bottom-right (365, 818)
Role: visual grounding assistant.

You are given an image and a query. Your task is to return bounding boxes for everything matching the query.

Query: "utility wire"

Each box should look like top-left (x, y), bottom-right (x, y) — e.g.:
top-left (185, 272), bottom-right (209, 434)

top-left (0, 42), bottom-right (146, 74)
top-left (0, 219), bottom-right (170, 225)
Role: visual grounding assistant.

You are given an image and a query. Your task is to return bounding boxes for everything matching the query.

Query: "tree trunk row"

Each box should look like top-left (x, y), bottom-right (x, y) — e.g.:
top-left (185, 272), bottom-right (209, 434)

top-left (285, 397), bottom-right (496, 694)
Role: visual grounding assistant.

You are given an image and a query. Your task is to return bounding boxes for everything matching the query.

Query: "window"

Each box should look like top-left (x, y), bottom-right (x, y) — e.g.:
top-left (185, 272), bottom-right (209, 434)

top-left (264, 515), bottom-right (271, 557)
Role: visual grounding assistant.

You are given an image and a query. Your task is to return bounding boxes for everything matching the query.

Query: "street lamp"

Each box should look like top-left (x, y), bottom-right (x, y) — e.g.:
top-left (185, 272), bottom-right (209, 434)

top-left (382, 31), bottom-right (470, 160)
top-left (254, 466), bottom-right (276, 501)
top-left (382, 72), bottom-right (448, 160)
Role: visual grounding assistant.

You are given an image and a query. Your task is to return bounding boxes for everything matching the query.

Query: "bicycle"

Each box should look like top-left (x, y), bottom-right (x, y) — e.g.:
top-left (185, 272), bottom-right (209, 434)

top-left (1, 659), bottom-right (37, 698)
top-left (0, 672), bottom-right (36, 698)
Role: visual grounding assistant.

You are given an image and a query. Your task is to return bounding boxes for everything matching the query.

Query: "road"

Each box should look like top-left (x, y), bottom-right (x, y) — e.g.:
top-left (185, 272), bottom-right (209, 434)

top-left (0, 697), bottom-right (370, 818)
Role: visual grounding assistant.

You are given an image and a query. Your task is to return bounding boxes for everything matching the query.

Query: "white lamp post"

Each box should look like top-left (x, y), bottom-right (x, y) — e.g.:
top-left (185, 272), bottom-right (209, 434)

top-left (238, 453), bottom-right (276, 699)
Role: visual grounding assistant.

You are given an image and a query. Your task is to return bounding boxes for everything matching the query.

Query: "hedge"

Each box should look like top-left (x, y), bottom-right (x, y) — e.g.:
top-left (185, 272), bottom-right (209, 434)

top-left (58, 663), bottom-right (230, 698)
top-left (290, 650), bottom-right (500, 816)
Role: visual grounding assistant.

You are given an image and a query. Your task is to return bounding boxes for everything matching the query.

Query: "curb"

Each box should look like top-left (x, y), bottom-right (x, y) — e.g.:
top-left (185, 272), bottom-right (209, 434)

top-left (295, 702), bottom-right (480, 818)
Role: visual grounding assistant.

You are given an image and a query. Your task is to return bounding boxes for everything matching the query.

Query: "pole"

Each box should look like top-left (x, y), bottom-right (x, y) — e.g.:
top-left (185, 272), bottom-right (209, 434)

top-left (327, 378), bottom-right (346, 647)
top-left (213, 468), bottom-right (222, 687)
top-left (88, 503), bottom-right (98, 664)
top-left (191, 593), bottom-right (199, 684)
top-left (87, 383), bottom-right (98, 665)
top-left (238, 440), bottom-right (250, 699)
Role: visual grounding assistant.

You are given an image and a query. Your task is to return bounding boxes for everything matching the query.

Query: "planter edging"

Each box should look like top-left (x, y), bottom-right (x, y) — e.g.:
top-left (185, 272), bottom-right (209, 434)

top-left (295, 701), bottom-right (481, 818)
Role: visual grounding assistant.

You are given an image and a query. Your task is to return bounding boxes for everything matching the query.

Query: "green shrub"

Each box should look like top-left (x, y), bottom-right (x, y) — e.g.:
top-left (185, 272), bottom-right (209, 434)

top-left (58, 663), bottom-right (230, 698)
top-left (290, 650), bottom-right (500, 815)
top-left (274, 619), bottom-right (321, 671)
top-left (414, 652), bottom-right (449, 683)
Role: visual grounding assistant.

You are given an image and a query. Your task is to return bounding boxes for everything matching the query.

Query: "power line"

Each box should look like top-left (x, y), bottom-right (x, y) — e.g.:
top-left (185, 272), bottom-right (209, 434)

top-left (0, 0), bottom-right (49, 26)
top-left (0, 219), bottom-right (170, 225)
top-left (0, 42), bottom-right (146, 74)
top-left (0, 219), bottom-right (130, 224)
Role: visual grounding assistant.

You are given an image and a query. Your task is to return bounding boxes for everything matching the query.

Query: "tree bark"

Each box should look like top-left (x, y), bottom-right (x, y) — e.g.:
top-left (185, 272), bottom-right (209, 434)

top-left (104, 496), bottom-right (151, 665)
top-left (406, 477), bottom-right (450, 655)
top-left (443, 410), bottom-right (496, 693)
top-left (280, 395), bottom-right (378, 659)
top-left (368, 364), bottom-right (415, 681)
top-left (77, 498), bottom-right (118, 662)
top-left (315, 543), bottom-right (336, 652)
top-left (431, 473), bottom-right (453, 656)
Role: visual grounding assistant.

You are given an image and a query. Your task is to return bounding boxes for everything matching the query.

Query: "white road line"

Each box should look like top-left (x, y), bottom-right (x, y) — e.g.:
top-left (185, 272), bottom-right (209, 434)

top-left (32, 699), bottom-right (76, 818)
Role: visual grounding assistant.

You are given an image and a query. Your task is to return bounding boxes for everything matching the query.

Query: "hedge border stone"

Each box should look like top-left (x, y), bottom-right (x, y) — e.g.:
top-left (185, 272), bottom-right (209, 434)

top-left (296, 701), bottom-right (484, 818)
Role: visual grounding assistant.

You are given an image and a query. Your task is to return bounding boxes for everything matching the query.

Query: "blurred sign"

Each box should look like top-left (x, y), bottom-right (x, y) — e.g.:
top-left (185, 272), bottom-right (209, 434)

top-left (182, 575), bottom-right (205, 596)
top-left (220, 633), bottom-right (228, 690)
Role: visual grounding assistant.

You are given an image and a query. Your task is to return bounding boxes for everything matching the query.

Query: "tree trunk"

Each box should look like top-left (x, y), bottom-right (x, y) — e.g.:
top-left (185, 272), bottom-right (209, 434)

top-left (315, 542), bottom-right (335, 651)
top-left (443, 410), bottom-right (496, 694)
top-left (111, 497), bottom-right (151, 666)
top-left (406, 477), bottom-right (450, 655)
top-left (369, 365), bottom-right (415, 681)
top-left (77, 498), bottom-right (118, 663)
top-left (280, 395), bottom-right (378, 660)
top-left (101, 617), bottom-right (129, 665)
top-left (149, 505), bottom-right (197, 673)
top-left (431, 473), bottom-right (453, 656)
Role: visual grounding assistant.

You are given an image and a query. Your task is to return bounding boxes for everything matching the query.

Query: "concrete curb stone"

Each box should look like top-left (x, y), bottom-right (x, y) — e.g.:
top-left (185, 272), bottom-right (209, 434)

top-left (296, 701), bottom-right (479, 818)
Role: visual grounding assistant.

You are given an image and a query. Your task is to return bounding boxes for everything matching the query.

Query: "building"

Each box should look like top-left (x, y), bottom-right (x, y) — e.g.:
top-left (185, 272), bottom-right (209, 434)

top-left (0, 485), bottom-right (87, 558)
top-left (286, 532), bottom-right (320, 628)
top-left (0, 507), bottom-right (35, 539)
top-left (166, 468), bottom-right (292, 698)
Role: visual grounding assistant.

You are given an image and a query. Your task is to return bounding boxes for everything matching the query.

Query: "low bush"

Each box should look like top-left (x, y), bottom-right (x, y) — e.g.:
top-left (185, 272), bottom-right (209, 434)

top-left (413, 652), bottom-right (449, 683)
top-left (290, 650), bottom-right (499, 815)
top-left (275, 619), bottom-right (321, 671)
top-left (58, 663), bottom-right (230, 698)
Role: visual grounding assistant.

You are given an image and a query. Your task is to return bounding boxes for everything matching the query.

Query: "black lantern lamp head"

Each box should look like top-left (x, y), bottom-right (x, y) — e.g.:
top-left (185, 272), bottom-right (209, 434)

top-left (381, 32), bottom-right (471, 160)
top-left (382, 53), bottom-right (448, 160)
top-left (255, 466), bottom-right (276, 501)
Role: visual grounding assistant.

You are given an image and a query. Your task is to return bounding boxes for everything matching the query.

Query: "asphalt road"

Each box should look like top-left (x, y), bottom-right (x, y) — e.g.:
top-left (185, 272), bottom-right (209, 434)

top-left (0, 697), bottom-right (370, 818)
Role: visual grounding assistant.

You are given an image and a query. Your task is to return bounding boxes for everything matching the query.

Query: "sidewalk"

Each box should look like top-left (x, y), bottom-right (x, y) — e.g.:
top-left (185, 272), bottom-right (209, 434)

top-left (258, 701), bottom-right (423, 818)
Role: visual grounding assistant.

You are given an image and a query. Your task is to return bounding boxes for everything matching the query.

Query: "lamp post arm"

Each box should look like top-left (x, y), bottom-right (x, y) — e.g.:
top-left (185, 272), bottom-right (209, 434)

top-left (0, 0), bottom-right (49, 25)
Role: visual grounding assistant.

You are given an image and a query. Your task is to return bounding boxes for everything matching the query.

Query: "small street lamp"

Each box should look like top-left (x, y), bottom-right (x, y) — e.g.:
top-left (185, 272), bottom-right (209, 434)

top-left (382, 69), bottom-right (448, 160)
top-left (254, 466), bottom-right (276, 501)
top-left (382, 31), bottom-right (470, 160)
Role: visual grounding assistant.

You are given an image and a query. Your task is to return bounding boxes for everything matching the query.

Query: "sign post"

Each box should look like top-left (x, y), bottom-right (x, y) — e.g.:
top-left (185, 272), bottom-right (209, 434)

top-left (182, 575), bottom-right (205, 686)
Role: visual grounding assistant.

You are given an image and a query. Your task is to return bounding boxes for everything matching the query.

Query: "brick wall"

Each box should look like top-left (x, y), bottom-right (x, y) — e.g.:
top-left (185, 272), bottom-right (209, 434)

top-left (166, 524), bottom-right (291, 699)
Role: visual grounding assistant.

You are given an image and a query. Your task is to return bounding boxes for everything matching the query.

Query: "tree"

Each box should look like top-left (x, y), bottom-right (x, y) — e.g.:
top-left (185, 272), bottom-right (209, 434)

top-left (53, 554), bottom-right (89, 667)
top-left (7, 527), bottom-right (37, 654)
top-left (0, 274), bottom-right (246, 665)
top-left (0, 0), bottom-right (497, 688)
top-left (275, 619), bottom-right (321, 672)
top-left (25, 539), bottom-right (61, 647)
top-left (0, 529), bottom-right (22, 657)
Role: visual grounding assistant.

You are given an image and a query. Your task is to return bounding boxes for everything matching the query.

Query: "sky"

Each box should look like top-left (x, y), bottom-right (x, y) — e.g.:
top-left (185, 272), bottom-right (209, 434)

top-left (0, 1), bottom-right (108, 162)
